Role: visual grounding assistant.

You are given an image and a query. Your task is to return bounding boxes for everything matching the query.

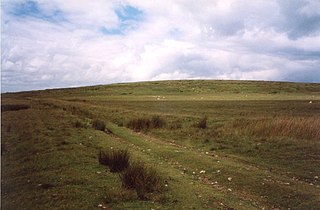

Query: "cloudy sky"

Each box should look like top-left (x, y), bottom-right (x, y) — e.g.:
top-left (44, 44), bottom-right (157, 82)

top-left (2, 0), bottom-right (320, 92)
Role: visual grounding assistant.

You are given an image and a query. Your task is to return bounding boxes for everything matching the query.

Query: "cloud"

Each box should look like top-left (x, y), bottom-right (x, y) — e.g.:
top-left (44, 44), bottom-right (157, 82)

top-left (1, 0), bottom-right (320, 92)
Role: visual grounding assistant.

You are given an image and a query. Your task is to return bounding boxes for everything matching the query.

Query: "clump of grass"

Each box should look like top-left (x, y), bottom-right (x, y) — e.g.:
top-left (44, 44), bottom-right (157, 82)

top-left (74, 120), bottom-right (85, 128)
top-left (169, 120), bottom-right (182, 130)
top-left (127, 116), bottom-right (166, 131)
top-left (92, 119), bottom-right (106, 131)
top-left (195, 116), bottom-right (207, 129)
top-left (120, 162), bottom-right (164, 199)
top-left (99, 149), bottom-right (130, 172)
top-left (151, 116), bottom-right (166, 128)
top-left (1, 104), bottom-right (30, 112)
top-left (228, 117), bottom-right (320, 141)
top-left (127, 118), bottom-right (151, 131)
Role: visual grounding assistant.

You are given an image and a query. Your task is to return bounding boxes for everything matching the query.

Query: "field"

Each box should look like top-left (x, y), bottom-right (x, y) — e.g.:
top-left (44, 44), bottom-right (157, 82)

top-left (1, 80), bottom-right (320, 209)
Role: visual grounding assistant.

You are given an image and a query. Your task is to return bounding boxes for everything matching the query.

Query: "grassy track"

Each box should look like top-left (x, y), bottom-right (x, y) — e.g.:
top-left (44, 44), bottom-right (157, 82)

top-left (2, 80), bottom-right (320, 209)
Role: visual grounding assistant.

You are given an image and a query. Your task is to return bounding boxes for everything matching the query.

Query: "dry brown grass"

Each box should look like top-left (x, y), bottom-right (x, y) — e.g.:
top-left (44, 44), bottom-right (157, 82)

top-left (228, 117), bottom-right (320, 141)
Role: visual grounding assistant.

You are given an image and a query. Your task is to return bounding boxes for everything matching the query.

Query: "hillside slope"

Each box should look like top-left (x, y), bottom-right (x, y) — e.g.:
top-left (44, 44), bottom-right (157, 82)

top-left (2, 80), bottom-right (320, 209)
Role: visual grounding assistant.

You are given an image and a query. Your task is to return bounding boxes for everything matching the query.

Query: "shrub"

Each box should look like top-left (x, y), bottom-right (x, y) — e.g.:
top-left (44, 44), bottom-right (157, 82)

top-left (196, 116), bottom-right (207, 129)
top-left (120, 162), bottom-right (163, 199)
top-left (99, 149), bottom-right (130, 172)
top-left (92, 119), bottom-right (106, 131)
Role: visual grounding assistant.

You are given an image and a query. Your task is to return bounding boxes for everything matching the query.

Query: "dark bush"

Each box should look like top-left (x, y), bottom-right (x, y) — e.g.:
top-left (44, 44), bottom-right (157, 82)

top-left (99, 149), bottom-right (130, 172)
top-left (197, 116), bottom-right (207, 129)
top-left (120, 162), bottom-right (163, 199)
top-left (92, 119), bottom-right (106, 131)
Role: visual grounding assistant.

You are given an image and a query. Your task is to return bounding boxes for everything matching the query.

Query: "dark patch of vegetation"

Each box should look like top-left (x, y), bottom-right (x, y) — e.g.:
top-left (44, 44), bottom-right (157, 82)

top-left (92, 119), bottom-right (106, 131)
top-left (127, 118), bottom-right (151, 131)
top-left (1, 143), bottom-right (8, 155)
top-left (39, 183), bottom-right (55, 190)
top-left (1, 104), bottom-right (30, 112)
top-left (195, 116), bottom-right (207, 129)
top-left (127, 116), bottom-right (166, 131)
top-left (151, 116), bottom-right (166, 128)
top-left (6, 124), bottom-right (11, 132)
top-left (99, 149), bottom-right (130, 172)
top-left (74, 120), bottom-right (85, 128)
top-left (120, 162), bottom-right (164, 199)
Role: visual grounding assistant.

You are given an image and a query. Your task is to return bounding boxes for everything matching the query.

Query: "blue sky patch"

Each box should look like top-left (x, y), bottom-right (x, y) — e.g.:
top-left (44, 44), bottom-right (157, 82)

top-left (115, 5), bottom-right (144, 22)
top-left (101, 5), bottom-right (144, 35)
top-left (10, 0), bottom-right (65, 23)
top-left (100, 27), bottom-right (124, 35)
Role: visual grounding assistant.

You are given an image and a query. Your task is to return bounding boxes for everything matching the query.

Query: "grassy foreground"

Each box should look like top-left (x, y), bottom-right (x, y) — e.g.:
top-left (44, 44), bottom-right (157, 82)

top-left (1, 80), bottom-right (320, 209)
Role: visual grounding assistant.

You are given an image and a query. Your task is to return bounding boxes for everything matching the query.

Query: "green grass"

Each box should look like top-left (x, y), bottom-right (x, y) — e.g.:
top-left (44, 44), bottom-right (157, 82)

top-left (2, 80), bottom-right (320, 209)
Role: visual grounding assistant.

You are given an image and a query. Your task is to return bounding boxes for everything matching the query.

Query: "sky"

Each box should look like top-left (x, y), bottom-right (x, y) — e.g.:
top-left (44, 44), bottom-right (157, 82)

top-left (1, 0), bottom-right (320, 92)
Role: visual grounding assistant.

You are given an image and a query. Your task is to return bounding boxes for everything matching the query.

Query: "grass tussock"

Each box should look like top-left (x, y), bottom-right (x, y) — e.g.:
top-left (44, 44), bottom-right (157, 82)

top-left (229, 117), bottom-right (320, 141)
top-left (92, 119), bottom-right (106, 131)
top-left (120, 162), bottom-right (164, 199)
top-left (99, 149), bottom-right (130, 172)
top-left (195, 116), bottom-right (207, 129)
top-left (127, 116), bottom-right (166, 131)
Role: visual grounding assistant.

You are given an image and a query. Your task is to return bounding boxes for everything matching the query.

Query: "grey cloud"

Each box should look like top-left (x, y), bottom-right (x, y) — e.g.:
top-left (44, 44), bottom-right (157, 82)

top-left (277, 0), bottom-right (320, 39)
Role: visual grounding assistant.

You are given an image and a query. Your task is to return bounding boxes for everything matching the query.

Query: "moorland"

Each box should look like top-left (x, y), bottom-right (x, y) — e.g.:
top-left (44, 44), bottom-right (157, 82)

top-left (1, 80), bottom-right (320, 209)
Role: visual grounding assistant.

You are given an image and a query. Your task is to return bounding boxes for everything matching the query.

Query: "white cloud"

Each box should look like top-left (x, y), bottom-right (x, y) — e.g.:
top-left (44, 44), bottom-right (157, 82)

top-left (1, 0), bottom-right (320, 92)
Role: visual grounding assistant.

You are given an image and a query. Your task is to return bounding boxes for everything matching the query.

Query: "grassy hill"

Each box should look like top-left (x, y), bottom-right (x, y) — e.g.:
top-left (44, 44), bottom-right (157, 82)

top-left (2, 80), bottom-right (320, 209)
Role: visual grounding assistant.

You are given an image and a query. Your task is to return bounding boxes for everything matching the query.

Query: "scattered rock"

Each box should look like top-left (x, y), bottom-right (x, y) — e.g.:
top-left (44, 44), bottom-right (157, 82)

top-left (200, 170), bottom-right (206, 174)
top-left (228, 177), bottom-right (232, 181)
top-left (98, 204), bottom-right (107, 209)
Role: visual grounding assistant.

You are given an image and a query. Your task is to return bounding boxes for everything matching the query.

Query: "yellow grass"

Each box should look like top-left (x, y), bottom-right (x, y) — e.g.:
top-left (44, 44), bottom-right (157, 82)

top-left (230, 117), bottom-right (320, 141)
